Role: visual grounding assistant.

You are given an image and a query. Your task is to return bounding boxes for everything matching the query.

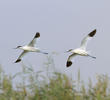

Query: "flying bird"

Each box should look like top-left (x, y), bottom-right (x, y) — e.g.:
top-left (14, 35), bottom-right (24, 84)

top-left (15, 32), bottom-right (48, 63)
top-left (66, 29), bottom-right (96, 67)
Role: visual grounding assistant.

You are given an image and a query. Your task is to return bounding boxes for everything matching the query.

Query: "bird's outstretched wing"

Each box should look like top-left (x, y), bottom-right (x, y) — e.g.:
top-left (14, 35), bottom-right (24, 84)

top-left (66, 53), bottom-right (77, 67)
top-left (28, 32), bottom-right (40, 47)
top-left (15, 51), bottom-right (28, 63)
top-left (80, 29), bottom-right (96, 50)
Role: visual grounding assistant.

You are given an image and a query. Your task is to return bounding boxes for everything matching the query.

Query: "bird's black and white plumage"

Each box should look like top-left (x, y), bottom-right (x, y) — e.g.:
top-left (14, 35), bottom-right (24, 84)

top-left (15, 32), bottom-right (48, 63)
top-left (28, 32), bottom-right (40, 47)
top-left (66, 29), bottom-right (96, 67)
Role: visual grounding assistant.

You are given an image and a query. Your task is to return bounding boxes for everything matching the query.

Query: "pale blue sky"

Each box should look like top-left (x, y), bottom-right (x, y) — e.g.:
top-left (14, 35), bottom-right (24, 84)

top-left (0, 0), bottom-right (110, 82)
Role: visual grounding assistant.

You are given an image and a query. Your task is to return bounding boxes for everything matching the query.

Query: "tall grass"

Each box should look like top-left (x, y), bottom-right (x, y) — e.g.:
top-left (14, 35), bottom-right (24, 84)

top-left (0, 57), bottom-right (110, 100)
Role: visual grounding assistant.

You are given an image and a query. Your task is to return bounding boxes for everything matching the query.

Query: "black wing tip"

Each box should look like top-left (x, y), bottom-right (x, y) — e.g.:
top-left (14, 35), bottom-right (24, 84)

top-left (15, 59), bottom-right (21, 63)
top-left (35, 32), bottom-right (40, 38)
top-left (88, 29), bottom-right (96, 37)
top-left (66, 61), bottom-right (72, 67)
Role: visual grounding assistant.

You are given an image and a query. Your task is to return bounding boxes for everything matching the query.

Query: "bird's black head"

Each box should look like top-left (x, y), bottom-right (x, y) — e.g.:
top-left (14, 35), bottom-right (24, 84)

top-left (14, 46), bottom-right (22, 49)
top-left (66, 49), bottom-right (73, 52)
top-left (17, 46), bottom-right (22, 48)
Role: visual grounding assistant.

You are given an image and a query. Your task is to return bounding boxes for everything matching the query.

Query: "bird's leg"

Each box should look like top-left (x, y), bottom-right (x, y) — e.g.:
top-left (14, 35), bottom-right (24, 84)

top-left (39, 51), bottom-right (48, 54)
top-left (88, 55), bottom-right (96, 59)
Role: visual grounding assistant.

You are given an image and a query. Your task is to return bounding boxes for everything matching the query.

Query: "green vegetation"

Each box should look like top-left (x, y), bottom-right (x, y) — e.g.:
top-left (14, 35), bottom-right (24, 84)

top-left (0, 57), bottom-right (110, 100)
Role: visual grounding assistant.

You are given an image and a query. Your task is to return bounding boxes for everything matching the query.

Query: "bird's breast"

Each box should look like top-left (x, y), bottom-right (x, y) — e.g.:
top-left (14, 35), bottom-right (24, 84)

top-left (22, 46), bottom-right (39, 52)
top-left (73, 49), bottom-right (88, 56)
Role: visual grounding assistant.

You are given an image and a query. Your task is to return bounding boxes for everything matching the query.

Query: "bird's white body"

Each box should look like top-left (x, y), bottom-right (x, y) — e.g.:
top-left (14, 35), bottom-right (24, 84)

top-left (19, 46), bottom-right (40, 52)
top-left (72, 48), bottom-right (88, 56)
top-left (66, 29), bottom-right (96, 67)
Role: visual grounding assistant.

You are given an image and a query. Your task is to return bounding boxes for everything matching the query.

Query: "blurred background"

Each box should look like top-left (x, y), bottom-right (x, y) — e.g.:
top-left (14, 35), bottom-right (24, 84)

top-left (0, 0), bottom-right (110, 83)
